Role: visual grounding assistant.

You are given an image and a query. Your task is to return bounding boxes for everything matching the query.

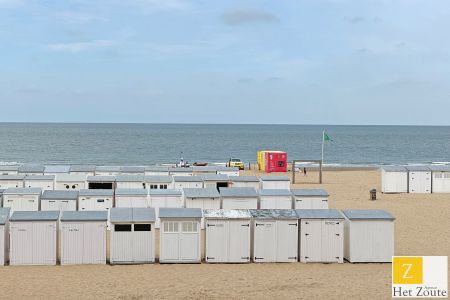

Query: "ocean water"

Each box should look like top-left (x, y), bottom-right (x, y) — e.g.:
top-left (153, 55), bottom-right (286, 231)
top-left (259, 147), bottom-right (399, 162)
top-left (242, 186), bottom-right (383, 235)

top-left (0, 123), bottom-right (450, 166)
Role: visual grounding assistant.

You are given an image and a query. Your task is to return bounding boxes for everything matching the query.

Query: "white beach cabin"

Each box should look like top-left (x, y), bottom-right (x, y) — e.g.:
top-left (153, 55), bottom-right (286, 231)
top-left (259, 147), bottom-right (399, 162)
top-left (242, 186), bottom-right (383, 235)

top-left (201, 174), bottom-right (229, 190)
top-left (95, 166), bottom-right (121, 176)
top-left (296, 209), bottom-right (344, 263)
top-left (250, 209), bottom-right (298, 263)
top-left (0, 208), bottom-right (10, 265)
top-left (260, 176), bottom-right (291, 189)
top-left (173, 176), bottom-right (203, 189)
top-left (204, 209), bottom-right (251, 263)
top-left (0, 166), bottom-right (19, 175)
top-left (87, 176), bottom-right (116, 190)
top-left (78, 189), bottom-right (114, 211)
top-left (18, 164), bottom-right (45, 176)
top-left (55, 174), bottom-right (87, 190)
top-left (406, 166), bottom-right (431, 193)
top-left (148, 189), bottom-right (184, 228)
top-left (115, 189), bottom-right (149, 208)
top-left (145, 166), bottom-right (169, 176)
top-left (44, 165), bottom-right (70, 176)
top-left (0, 175), bottom-right (24, 189)
top-left (381, 166), bottom-right (408, 193)
top-left (259, 189), bottom-right (293, 209)
top-left (169, 167), bottom-right (194, 177)
top-left (3, 188), bottom-right (41, 213)
top-left (60, 211), bottom-right (107, 265)
top-left (192, 166), bottom-right (219, 175)
top-left (291, 189), bottom-right (329, 209)
top-left (144, 175), bottom-right (174, 190)
top-left (0, 189), bottom-right (4, 207)
top-left (342, 209), bottom-right (395, 263)
top-left (70, 165), bottom-right (96, 176)
top-left (229, 176), bottom-right (260, 190)
top-left (215, 166), bottom-right (240, 176)
top-left (9, 211), bottom-right (59, 265)
top-left (110, 207), bottom-right (156, 264)
top-left (41, 190), bottom-right (78, 211)
top-left (184, 188), bottom-right (221, 210)
top-left (159, 208), bottom-right (202, 263)
top-left (120, 166), bottom-right (145, 175)
top-left (23, 175), bottom-right (55, 191)
top-left (429, 165), bottom-right (450, 193)
top-left (220, 187), bottom-right (258, 209)
top-left (115, 175), bottom-right (145, 189)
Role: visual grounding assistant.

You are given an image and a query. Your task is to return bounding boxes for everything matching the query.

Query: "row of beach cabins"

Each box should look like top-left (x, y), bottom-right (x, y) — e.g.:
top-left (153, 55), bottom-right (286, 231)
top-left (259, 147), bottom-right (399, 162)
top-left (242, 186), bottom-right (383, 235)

top-left (0, 207), bottom-right (395, 266)
top-left (381, 165), bottom-right (450, 193)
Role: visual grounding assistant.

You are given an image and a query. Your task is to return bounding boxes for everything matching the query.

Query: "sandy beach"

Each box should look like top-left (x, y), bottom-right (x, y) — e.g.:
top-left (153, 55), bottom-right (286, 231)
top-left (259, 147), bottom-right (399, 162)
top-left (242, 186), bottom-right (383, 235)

top-left (0, 169), bottom-right (449, 299)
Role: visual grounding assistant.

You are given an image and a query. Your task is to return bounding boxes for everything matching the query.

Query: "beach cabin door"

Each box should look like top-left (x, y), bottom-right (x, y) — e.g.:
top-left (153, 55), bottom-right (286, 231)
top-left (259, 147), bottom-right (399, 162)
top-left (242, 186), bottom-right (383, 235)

top-left (161, 221), bottom-right (180, 261)
top-left (229, 220), bottom-right (250, 262)
top-left (321, 220), bottom-right (343, 263)
top-left (205, 220), bottom-right (227, 262)
top-left (253, 221), bottom-right (276, 262)
top-left (133, 224), bottom-right (153, 262)
top-left (10, 223), bottom-right (33, 264)
top-left (276, 221), bottom-right (298, 262)
top-left (112, 224), bottom-right (133, 262)
top-left (61, 223), bottom-right (83, 264)
top-left (300, 220), bottom-right (322, 262)
top-left (180, 221), bottom-right (199, 261)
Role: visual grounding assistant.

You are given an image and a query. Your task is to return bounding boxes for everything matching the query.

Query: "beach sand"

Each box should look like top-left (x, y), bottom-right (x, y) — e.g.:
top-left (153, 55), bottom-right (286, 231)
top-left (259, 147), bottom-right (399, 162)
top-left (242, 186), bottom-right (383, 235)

top-left (0, 170), bottom-right (449, 299)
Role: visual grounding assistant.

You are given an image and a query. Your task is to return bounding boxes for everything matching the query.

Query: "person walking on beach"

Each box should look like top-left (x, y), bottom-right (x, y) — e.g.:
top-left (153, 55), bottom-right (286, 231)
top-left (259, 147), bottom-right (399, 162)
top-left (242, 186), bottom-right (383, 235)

top-left (303, 167), bottom-right (307, 176)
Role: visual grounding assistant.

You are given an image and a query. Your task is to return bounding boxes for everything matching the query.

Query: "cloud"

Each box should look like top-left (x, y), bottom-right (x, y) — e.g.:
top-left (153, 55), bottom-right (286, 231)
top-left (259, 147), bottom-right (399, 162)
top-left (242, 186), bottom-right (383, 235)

top-left (221, 9), bottom-right (279, 26)
top-left (0, 0), bottom-right (24, 7)
top-left (46, 40), bottom-right (114, 52)
top-left (55, 11), bottom-right (107, 24)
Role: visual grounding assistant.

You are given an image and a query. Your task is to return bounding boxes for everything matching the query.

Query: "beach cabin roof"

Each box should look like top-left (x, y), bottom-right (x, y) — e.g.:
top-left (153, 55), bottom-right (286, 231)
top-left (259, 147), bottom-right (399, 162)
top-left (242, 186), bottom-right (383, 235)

top-left (55, 174), bottom-right (87, 181)
top-left (381, 166), bottom-right (407, 172)
top-left (42, 190), bottom-right (78, 200)
top-left (203, 209), bottom-right (251, 219)
top-left (342, 209), bottom-right (395, 220)
top-left (115, 175), bottom-right (144, 182)
top-left (229, 176), bottom-right (259, 182)
top-left (0, 208), bottom-right (11, 225)
top-left (44, 165), bottom-right (70, 173)
top-left (260, 176), bottom-right (290, 181)
top-left (259, 189), bottom-right (292, 196)
top-left (169, 167), bottom-right (193, 172)
top-left (296, 209), bottom-right (344, 219)
top-left (145, 166), bottom-right (169, 172)
top-left (159, 208), bottom-right (202, 219)
top-left (10, 211), bottom-right (59, 222)
top-left (4, 187), bottom-right (41, 195)
top-left (24, 175), bottom-right (55, 181)
top-left (215, 166), bottom-right (239, 172)
top-left (219, 187), bottom-right (258, 198)
top-left (0, 165), bottom-right (19, 171)
top-left (192, 166), bottom-right (219, 172)
top-left (405, 166), bottom-right (431, 172)
top-left (0, 175), bottom-right (25, 181)
top-left (143, 175), bottom-right (173, 183)
top-left (173, 176), bottom-right (203, 182)
top-left (148, 189), bottom-right (182, 196)
top-left (201, 174), bottom-right (229, 181)
top-left (70, 165), bottom-right (96, 172)
top-left (87, 176), bottom-right (116, 182)
top-left (120, 166), bottom-right (145, 173)
top-left (183, 188), bottom-right (220, 198)
top-left (60, 211), bottom-right (108, 222)
top-left (110, 207), bottom-right (156, 223)
top-left (291, 189), bottom-right (329, 197)
top-left (79, 189), bottom-right (114, 197)
top-left (427, 165), bottom-right (450, 172)
top-left (249, 209), bottom-right (298, 219)
top-left (95, 166), bottom-right (121, 172)
top-left (115, 188), bottom-right (148, 196)
top-left (18, 164), bottom-right (45, 173)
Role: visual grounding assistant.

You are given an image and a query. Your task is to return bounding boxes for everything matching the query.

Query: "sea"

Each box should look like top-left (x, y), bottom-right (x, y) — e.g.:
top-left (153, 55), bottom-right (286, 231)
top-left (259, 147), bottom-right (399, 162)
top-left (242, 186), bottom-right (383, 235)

top-left (1, 123), bottom-right (450, 167)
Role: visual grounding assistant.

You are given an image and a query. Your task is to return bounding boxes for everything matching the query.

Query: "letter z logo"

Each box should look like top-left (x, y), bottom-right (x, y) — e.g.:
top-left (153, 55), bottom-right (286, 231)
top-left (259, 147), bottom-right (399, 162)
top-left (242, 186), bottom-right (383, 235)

top-left (393, 257), bottom-right (423, 285)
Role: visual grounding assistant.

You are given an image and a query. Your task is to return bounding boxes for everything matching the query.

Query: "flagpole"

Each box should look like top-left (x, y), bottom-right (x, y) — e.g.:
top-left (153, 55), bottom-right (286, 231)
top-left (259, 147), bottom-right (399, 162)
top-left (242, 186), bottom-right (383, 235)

top-left (321, 130), bottom-right (325, 165)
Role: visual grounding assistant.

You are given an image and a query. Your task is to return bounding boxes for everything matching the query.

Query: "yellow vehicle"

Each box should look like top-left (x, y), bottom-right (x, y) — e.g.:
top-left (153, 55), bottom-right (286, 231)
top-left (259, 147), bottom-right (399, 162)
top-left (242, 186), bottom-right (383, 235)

top-left (228, 158), bottom-right (245, 170)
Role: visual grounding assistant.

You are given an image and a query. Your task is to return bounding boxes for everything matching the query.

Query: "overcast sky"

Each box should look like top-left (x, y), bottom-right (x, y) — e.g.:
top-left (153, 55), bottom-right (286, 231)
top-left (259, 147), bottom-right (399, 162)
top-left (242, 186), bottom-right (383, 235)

top-left (1, 0), bottom-right (449, 125)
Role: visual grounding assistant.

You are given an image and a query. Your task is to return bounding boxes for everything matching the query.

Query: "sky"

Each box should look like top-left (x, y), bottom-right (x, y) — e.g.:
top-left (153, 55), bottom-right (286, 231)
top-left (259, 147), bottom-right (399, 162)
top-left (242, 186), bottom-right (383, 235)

top-left (0, 0), bottom-right (449, 125)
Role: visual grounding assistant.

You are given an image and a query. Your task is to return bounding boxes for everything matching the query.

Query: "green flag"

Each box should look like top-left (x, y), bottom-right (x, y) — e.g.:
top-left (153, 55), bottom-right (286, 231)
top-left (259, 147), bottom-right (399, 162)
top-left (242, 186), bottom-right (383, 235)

top-left (324, 132), bottom-right (332, 142)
